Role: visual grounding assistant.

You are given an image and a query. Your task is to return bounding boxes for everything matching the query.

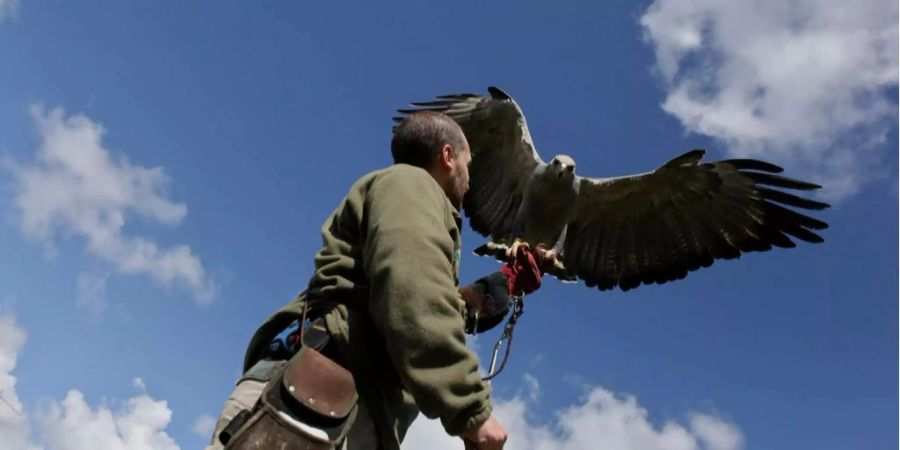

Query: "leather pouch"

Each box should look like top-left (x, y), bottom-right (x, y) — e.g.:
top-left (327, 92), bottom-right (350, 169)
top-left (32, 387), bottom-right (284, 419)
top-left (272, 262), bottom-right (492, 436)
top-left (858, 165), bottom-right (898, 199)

top-left (224, 346), bottom-right (358, 449)
top-left (282, 345), bottom-right (358, 419)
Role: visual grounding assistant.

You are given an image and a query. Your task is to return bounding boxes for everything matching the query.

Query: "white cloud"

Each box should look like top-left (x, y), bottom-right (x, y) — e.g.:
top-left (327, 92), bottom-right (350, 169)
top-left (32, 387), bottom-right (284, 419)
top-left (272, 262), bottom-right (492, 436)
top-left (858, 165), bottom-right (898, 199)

top-left (0, 313), bottom-right (40, 450)
top-left (521, 373), bottom-right (540, 402)
top-left (1, 312), bottom-right (183, 450)
top-left (76, 272), bottom-right (109, 317)
top-left (403, 375), bottom-right (743, 450)
top-left (0, 0), bottom-right (18, 25)
top-left (7, 105), bottom-right (216, 303)
top-left (640, 0), bottom-right (898, 200)
top-left (690, 414), bottom-right (743, 450)
top-left (38, 390), bottom-right (180, 450)
top-left (132, 378), bottom-right (146, 392)
top-left (191, 414), bottom-right (216, 438)
top-left (402, 415), bottom-right (464, 450)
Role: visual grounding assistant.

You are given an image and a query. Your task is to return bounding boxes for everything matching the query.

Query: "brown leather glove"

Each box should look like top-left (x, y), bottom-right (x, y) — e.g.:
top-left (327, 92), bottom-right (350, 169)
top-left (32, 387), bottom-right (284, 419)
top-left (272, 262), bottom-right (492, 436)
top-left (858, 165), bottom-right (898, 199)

top-left (459, 271), bottom-right (511, 334)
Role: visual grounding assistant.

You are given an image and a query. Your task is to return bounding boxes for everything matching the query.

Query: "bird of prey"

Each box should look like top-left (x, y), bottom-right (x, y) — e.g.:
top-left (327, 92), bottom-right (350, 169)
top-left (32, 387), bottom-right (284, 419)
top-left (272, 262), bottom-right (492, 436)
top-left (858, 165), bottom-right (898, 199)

top-left (395, 87), bottom-right (830, 291)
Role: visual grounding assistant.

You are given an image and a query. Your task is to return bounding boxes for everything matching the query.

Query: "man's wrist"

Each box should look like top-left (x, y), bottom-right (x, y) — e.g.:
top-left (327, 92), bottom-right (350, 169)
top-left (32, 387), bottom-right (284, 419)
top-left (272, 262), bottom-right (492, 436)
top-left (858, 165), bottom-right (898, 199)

top-left (457, 401), bottom-right (493, 437)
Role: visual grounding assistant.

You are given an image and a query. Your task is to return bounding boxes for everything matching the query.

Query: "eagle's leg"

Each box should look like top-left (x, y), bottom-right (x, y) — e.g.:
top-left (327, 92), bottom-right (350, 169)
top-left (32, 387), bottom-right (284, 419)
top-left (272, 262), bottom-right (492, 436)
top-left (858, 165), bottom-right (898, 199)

top-left (539, 225), bottom-right (575, 281)
top-left (535, 244), bottom-right (568, 274)
top-left (505, 238), bottom-right (527, 259)
top-left (534, 244), bottom-right (557, 264)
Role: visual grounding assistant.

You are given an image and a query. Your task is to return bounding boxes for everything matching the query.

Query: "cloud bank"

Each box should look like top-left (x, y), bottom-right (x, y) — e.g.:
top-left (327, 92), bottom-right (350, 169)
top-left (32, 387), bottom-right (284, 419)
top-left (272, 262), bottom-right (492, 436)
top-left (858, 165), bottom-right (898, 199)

top-left (38, 390), bottom-right (180, 450)
top-left (641, 0), bottom-right (898, 199)
top-left (7, 106), bottom-right (216, 306)
top-left (0, 313), bottom-right (39, 450)
top-left (403, 376), bottom-right (743, 450)
top-left (0, 312), bottom-right (182, 450)
top-left (4, 311), bottom-right (742, 450)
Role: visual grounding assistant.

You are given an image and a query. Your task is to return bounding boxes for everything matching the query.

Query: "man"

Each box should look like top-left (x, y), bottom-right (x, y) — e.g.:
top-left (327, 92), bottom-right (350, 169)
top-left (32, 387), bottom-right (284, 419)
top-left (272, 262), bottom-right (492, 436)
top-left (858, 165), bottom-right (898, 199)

top-left (208, 111), bottom-right (540, 450)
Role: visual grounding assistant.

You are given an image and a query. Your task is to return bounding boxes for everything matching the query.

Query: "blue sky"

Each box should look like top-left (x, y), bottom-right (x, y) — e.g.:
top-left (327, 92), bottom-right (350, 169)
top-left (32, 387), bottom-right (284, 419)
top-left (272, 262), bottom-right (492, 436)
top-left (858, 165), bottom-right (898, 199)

top-left (0, 1), bottom-right (896, 449)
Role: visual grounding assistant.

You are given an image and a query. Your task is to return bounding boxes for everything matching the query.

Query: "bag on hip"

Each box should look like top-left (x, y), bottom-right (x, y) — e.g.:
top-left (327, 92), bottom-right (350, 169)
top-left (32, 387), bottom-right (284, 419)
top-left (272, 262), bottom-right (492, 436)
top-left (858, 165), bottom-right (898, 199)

top-left (223, 345), bottom-right (358, 450)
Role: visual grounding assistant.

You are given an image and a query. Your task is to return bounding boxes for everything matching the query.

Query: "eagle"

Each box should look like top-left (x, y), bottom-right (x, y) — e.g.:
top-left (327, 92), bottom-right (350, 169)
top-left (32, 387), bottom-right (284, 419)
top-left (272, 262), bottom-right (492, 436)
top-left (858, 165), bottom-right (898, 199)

top-left (395, 87), bottom-right (830, 291)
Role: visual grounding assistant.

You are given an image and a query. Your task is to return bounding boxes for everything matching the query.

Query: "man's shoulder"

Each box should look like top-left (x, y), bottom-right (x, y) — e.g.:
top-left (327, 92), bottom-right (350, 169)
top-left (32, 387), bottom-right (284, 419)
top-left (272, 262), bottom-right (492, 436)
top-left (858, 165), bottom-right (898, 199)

top-left (354, 164), bottom-right (442, 196)
top-left (370, 164), bottom-right (434, 182)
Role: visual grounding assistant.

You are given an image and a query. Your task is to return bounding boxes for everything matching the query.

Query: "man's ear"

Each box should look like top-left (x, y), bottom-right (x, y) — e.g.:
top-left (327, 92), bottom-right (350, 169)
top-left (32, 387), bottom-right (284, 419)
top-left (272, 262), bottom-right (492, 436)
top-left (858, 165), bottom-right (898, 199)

top-left (438, 144), bottom-right (455, 171)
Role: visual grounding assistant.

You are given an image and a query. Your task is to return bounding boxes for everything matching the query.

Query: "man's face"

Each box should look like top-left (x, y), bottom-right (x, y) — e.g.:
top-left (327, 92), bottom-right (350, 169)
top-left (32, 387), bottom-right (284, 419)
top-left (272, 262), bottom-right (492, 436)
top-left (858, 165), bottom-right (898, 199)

top-left (448, 141), bottom-right (472, 209)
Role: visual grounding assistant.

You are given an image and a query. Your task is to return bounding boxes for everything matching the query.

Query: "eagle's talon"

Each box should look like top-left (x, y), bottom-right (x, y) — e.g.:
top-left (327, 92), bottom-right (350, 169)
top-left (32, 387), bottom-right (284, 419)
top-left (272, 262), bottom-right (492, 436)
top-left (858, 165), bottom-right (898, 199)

top-left (535, 245), bottom-right (558, 267)
top-left (506, 239), bottom-right (529, 259)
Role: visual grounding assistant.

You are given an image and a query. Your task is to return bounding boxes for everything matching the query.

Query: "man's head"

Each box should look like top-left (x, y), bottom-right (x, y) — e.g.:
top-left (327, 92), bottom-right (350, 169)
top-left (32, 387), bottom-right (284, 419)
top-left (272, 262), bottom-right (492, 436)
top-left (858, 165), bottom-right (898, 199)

top-left (392, 111), bottom-right (471, 209)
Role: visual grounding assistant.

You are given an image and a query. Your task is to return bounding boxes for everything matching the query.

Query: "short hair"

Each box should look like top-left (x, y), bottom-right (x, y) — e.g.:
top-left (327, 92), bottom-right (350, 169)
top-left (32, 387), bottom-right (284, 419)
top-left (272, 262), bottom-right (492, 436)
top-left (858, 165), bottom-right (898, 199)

top-left (391, 111), bottom-right (467, 168)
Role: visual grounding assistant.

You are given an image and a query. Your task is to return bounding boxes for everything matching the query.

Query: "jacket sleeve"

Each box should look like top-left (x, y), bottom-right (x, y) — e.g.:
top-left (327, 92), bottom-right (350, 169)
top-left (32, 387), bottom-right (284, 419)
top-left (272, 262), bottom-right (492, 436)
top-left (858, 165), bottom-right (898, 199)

top-left (362, 169), bottom-right (491, 436)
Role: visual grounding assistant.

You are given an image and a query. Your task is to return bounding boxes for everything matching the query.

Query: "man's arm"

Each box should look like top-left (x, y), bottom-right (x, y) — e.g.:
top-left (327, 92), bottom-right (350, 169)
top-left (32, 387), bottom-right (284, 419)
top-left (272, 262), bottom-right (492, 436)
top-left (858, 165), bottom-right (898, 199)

top-left (362, 168), bottom-right (492, 435)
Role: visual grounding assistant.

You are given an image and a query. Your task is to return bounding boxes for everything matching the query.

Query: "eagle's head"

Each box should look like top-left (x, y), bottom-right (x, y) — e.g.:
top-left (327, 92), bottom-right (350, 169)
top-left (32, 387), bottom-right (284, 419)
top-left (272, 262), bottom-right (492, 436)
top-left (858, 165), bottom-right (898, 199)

top-left (550, 155), bottom-right (577, 179)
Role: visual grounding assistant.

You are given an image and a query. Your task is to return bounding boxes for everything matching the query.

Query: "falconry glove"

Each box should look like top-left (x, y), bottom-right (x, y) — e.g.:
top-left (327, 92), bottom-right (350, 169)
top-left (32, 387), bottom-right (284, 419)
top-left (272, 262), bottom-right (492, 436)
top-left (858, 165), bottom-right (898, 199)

top-left (460, 271), bottom-right (512, 334)
top-left (501, 245), bottom-right (544, 296)
top-left (461, 247), bottom-right (545, 333)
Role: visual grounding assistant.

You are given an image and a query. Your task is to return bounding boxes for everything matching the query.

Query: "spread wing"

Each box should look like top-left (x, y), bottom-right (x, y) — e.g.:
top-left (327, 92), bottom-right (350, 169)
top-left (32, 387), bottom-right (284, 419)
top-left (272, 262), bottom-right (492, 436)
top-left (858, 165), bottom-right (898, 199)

top-left (395, 87), bottom-right (543, 241)
top-left (562, 149), bottom-right (830, 291)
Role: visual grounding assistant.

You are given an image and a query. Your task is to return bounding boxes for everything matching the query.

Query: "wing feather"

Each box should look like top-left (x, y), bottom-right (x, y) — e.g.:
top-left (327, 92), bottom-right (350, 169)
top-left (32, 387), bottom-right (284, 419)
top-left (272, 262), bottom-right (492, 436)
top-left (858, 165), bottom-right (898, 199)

top-left (563, 150), bottom-right (829, 291)
top-left (395, 87), bottom-right (543, 240)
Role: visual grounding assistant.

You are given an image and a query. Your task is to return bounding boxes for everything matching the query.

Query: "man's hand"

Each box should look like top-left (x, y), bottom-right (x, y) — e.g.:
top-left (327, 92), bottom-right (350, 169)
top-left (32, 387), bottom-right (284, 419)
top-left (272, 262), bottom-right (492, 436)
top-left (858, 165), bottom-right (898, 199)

top-left (461, 414), bottom-right (507, 450)
top-left (460, 272), bottom-right (512, 334)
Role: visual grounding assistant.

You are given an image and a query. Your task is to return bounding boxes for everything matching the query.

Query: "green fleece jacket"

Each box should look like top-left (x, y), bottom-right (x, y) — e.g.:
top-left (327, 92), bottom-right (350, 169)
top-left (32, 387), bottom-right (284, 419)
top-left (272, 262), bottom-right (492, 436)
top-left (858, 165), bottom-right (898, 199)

top-left (242, 164), bottom-right (491, 449)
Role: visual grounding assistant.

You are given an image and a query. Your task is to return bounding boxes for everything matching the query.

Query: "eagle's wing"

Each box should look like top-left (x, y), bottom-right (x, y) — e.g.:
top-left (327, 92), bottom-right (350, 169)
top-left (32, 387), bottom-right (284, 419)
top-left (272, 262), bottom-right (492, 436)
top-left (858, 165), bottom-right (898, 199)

top-left (395, 87), bottom-right (544, 240)
top-left (562, 149), bottom-right (830, 291)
